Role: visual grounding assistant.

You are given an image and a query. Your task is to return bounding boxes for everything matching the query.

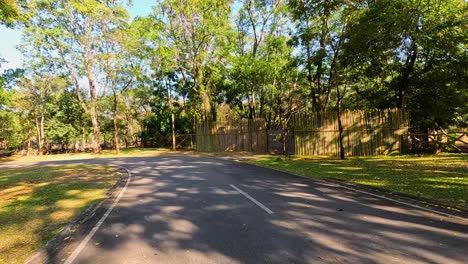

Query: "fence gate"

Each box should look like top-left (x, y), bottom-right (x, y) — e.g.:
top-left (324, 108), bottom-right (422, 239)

top-left (267, 130), bottom-right (295, 155)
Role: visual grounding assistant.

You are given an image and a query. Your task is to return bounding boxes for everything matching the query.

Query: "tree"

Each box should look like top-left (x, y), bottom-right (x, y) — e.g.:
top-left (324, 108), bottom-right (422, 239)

top-left (289, 0), bottom-right (351, 125)
top-left (22, 0), bottom-right (131, 153)
top-left (0, 68), bottom-right (23, 106)
top-left (289, 0), bottom-right (354, 159)
top-left (342, 0), bottom-right (467, 131)
top-left (100, 23), bottom-right (137, 153)
top-left (0, 68), bottom-right (24, 151)
top-left (46, 89), bottom-right (89, 151)
top-left (5, 0), bottom-right (464, 156)
top-left (16, 74), bottom-right (67, 154)
top-left (160, 0), bottom-right (232, 121)
top-left (231, 0), bottom-right (287, 119)
top-left (132, 15), bottom-right (180, 149)
top-left (0, 109), bottom-right (22, 148)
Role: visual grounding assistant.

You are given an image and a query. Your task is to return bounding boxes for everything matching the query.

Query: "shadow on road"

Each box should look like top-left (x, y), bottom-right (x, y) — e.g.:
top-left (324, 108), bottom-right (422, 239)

top-left (13, 156), bottom-right (468, 264)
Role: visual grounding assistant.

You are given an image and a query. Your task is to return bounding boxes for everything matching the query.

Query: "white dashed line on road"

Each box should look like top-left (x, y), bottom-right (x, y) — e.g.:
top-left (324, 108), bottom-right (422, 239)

top-left (230, 184), bottom-right (274, 215)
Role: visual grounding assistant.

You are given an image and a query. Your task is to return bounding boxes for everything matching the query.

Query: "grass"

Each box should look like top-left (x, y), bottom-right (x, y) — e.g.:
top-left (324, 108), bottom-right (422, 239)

top-left (1, 147), bottom-right (172, 163)
top-left (250, 153), bottom-right (468, 209)
top-left (0, 165), bottom-right (118, 264)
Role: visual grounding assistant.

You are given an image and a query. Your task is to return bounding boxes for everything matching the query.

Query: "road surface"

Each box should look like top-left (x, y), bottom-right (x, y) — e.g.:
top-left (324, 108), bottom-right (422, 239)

top-left (14, 155), bottom-right (468, 264)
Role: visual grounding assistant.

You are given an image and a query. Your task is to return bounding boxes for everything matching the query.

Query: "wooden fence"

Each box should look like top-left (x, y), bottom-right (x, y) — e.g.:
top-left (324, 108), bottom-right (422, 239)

top-left (267, 130), bottom-right (295, 154)
top-left (139, 134), bottom-right (196, 149)
top-left (196, 119), bottom-right (267, 152)
top-left (293, 109), bottom-right (408, 156)
top-left (400, 130), bottom-right (468, 154)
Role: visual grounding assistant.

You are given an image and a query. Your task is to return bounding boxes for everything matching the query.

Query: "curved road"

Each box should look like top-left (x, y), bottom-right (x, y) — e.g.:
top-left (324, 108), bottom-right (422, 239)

top-left (13, 155), bottom-right (468, 264)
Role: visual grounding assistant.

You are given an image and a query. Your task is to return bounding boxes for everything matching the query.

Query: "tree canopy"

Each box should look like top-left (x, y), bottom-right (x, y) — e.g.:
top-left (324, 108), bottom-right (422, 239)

top-left (0, 0), bottom-right (466, 154)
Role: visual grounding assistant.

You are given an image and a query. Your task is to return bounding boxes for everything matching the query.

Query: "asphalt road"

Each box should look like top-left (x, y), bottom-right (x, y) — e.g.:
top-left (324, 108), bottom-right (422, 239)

top-left (14, 155), bottom-right (468, 264)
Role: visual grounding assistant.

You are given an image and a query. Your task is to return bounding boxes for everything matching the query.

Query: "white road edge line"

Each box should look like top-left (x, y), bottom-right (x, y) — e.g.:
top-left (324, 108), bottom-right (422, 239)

top-left (230, 184), bottom-right (274, 215)
top-left (327, 182), bottom-right (468, 222)
top-left (64, 167), bottom-right (132, 264)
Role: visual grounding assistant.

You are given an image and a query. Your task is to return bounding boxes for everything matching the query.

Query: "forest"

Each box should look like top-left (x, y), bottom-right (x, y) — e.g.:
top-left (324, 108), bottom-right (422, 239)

top-left (0, 0), bottom-right (466, 155)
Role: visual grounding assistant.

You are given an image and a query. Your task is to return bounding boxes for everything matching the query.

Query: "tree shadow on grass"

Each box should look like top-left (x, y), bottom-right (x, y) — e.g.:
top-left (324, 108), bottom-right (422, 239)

top-left (0, 166), bottom-right (115, 264)
top-left (254, 156), bottom-right (468, 209)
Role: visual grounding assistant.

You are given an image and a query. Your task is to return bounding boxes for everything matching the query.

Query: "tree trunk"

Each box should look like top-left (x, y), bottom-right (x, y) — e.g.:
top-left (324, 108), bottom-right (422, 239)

top-left (397, 45), bottom-right (418, 109)
top-left (282, 130), bottom-right (287, 157)
top-left (89, 76), bottom-right (101, 153)
top-left (67, 58), bottom-right (101, 153)
top-left (337, 87), bottom-right (345, 160)
top-left (82, 134), bottom-right (86, 152)
top-left (249, 90), bottom-right (256, 119)
top-left (40, 111), bottom-right (45, 154)
top-left (166, 81), bottom-right (176, 151)
top-left (124, 105), bottom-right (134, 147)
top-left (86, 38), bottom-right (101, 153)
top-left (113, 92), bottom-right (120, 154)
top-left (27, 126), bottom-right (32, 156)
top-left (171, 111), bottom-right (176, 151)
top-left (200, 87), bottom-right (212, 122)
top-left (91, 110), bottom-right (101, 153)
top-left (113, 116), bottom-right (120, 154)
top-left (127, 118), bottom-right (134, 147)
top-left (35, 117), bottom-right (42, 155)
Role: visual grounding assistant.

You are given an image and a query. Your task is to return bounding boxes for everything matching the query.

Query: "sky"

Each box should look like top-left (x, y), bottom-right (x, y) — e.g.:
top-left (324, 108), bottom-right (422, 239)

top-left (0, 0), bottom-right (153, 71)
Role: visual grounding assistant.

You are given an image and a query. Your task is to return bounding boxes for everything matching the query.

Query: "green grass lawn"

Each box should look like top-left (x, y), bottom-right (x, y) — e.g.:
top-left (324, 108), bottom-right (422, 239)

top-left (0, 165), bottom-right (118, 264)
top-left (1, 147), bottom-right (172, 164)
top-left (250, 154), bottom-right (468, 209)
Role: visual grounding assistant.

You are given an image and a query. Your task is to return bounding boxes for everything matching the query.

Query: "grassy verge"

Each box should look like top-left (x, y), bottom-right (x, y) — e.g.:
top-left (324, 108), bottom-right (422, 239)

top-left (250, 154), bottom-right (468, 209)
top-left (0, 165), bottom-right (118, 264)
top-left (1, 147), bottom-right (172, 163)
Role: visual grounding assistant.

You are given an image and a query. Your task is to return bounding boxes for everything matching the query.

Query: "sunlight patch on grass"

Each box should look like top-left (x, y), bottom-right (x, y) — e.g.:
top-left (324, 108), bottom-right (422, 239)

top-left (65, 189), bottom-right (81, 195)
top-left (0, 165), bottom-right (118, 264)
top-left (337, 166), bottom-right (362, 171)
top-left (352, 180), bottom-right (387, 187)
top-left (3, 148), bottom-right (172, 164)
top-left (49, 210), bottom-right (75, 222)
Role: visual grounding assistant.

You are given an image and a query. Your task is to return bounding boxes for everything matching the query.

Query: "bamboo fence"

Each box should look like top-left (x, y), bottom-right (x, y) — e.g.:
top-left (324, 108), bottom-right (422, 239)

top-left (293, 109), bottom-right (408, 156)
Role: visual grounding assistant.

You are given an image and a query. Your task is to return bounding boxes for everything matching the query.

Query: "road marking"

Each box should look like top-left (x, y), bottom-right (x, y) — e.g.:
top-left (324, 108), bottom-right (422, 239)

top-left (242, 161), bottom-right (468, 222)
top-left (327, 182), bottom-right (468, 222)
top-left (230, 184), bottom-right (274, 215)
top-left (64, 167), bottom-right (132, 264)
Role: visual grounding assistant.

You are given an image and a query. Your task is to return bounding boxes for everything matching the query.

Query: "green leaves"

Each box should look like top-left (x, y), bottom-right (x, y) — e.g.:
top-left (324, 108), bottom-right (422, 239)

top-left (0, 109), bottom-right (22, 147)
top-left (4, 0), bottom-right (464, 151)
top-left (341, 0), bottom-right (466, 130)
top-left (0, 0), bottom-right (20, 25)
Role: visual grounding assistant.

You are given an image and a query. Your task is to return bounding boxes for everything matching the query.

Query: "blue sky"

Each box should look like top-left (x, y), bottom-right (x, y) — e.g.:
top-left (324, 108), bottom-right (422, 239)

top-left (0, 0), bottom-right (153, 71)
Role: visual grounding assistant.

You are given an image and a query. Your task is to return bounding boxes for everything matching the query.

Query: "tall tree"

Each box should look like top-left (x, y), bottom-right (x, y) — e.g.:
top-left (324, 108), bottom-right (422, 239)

top-left (16, 74), bottom-right (67, 154)
top-left (22, 0), bottom-right (130, 153)
top-left (290, 0), bottom-right (356, 158)
top-left (233, 0), bottom-right (287, 119)
top-left (46, 89), bottom-right (89, 151)
top-left (160, 0), bottom-right (232, 121)
top-left (289, 0), bottom-right (350, 125)
top-left (343, 0), bottom-right (467, 131)
top-left (100, 22), bottom-right (137, 154)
